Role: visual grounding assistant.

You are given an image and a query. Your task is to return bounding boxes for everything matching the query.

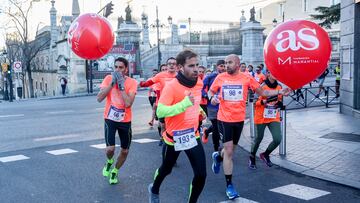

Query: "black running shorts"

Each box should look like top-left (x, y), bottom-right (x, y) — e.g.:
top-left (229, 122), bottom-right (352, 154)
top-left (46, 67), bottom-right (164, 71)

top-left (104, 119), bottom-right (132, 149)
top-left (217, 121), bottom-right (244, 145)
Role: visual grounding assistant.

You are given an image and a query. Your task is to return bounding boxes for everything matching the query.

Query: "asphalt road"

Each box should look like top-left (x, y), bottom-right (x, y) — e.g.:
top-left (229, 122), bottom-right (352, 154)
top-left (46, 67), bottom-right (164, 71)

top-left (0, 90), bottom-right (359, 203)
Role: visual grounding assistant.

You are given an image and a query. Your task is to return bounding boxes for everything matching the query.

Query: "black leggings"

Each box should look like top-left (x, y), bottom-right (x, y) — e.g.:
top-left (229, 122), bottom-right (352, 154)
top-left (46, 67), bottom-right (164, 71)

top-left (152, 139), bottom-right (207, 203)
top-left (148, 96), bottom-right (156, 107)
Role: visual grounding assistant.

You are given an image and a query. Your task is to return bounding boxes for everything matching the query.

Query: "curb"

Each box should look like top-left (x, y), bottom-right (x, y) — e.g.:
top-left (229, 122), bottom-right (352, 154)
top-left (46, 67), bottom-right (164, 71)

top-left (239, 120), bottom-right (360, 190)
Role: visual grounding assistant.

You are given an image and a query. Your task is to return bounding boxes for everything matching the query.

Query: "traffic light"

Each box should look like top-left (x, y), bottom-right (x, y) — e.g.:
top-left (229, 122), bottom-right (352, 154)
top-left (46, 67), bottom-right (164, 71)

top-left (104, 1), bottom-right (114, 18)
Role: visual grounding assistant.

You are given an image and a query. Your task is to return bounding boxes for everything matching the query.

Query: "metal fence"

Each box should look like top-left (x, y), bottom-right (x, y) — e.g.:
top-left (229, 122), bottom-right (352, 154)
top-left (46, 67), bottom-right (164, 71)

top-left (284, 86), bottom-right (339, 110)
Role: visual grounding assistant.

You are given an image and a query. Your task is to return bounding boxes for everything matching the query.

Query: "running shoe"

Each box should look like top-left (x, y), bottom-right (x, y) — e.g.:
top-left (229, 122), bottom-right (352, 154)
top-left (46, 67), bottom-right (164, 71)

top-left (109, 168), bottom-right (118, 184)
top-left (248, 156), bottom-right (257, 170)
top-left (102, 159), bottom-right (114, 177)
top-left (148, 183), bottom-right (160, 203)
top-left (226, 184), bottom-right (240, 200)
top-left (148, 121), bottom-right (154, 127)
top-left (201, 127), bottom-right (208, 144)
top-left (260, 152), bottom-right (273, 167)
top-left (211, 151), bottom-right (221, 174)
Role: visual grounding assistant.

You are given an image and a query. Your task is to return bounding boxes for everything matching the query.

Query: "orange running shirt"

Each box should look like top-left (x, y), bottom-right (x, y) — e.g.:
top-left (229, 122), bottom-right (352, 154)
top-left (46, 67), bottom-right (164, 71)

top-left (100, 75), bottom-right (138, 122)
top-left (151, 71), bottom-right (177, 93)
top-left (159, 78), bottom-right (203, 144)
top-left (210, 72), bottom-right (260, 122)
top-left (254, 73), bottom-right (266, 84)
top-left (254, 84), bottom-right (282, 124)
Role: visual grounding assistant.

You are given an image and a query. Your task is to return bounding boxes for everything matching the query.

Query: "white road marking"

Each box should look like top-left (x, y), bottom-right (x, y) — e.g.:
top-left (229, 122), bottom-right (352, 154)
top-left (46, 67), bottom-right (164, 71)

top-left (45, 110), bottom-right (75, 115)
top-left (46, 148), bottom-right (78, 155)
top-left (269, 184), bottom-right (331, 200)
top-left (0, 114), bottom-right (25, 118)
top-left (34, 134), bottom-right (82, 142)
top-left (90, 143), bottom-right (119, 149)
top-left (219, 197), bottom-right (259, 203)
top-left (132, 138), bottom-right (158, 144)
top-left (95, 107), bottom-right (104, 111)
top-left (136, 95), bottom-right (148, 98)
top-left (0, 155), bottom-right (30, 163)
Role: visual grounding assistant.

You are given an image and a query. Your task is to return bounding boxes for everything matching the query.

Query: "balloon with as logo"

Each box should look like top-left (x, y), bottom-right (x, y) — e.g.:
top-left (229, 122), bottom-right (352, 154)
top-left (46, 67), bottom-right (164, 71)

top-left (68, 13), bottom-right (114, 60)
top-left (264, 20), bottom-right (332, 90)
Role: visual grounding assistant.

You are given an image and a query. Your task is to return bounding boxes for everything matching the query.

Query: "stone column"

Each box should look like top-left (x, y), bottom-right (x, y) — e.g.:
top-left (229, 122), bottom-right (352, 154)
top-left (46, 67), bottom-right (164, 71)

top-left (339, 0), bottom-right (360, 118)
top-left (240, 21), bottom-right (265, 67)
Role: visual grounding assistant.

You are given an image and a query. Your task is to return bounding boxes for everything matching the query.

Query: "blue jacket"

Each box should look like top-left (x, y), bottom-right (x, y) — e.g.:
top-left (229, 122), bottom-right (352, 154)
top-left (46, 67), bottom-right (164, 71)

top-left (202, 72), bottom-right (219, 110)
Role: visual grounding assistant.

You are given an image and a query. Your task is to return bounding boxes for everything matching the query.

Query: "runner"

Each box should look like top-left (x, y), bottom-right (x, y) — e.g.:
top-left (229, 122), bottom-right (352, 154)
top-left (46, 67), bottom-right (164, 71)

top-left (254, 65), bottom-right (266, 84)
top-left (198, 65), bottom-right (207, 133)
top-left (148, 69), bottom-right (159, 127)
top-left (148, 49), bottom-right (206, 203)
top-left (97, 57), bottom-right (138, 184)
top-left (249, 70), bottom-right (284, 169)
top-left (208, 54), bottom-right (290, 200)
top-left (140, 58), bottom-right (178, 146)
top-left (201, 59), bottom-right (226, 154)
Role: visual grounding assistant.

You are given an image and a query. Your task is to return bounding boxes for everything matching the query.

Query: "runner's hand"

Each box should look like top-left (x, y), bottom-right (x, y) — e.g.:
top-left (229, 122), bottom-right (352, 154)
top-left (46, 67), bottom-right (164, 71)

top-left (117, 73), bottom-right (125, 90)
top-left (279, 88), bottom-right (291, 96)
top-left (111, 72), bottom-right (120, 87)
top-left (185, 91), bottom-right (195, 105)
top-left (211, 95), bottom-right (220, 105)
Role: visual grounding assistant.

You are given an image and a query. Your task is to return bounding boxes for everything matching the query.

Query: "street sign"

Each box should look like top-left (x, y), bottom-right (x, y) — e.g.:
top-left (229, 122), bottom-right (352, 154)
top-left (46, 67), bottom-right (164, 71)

top-left (13, 61), bottom-right (22, 73)
top-left (1, 63), bottom-right (8, 73)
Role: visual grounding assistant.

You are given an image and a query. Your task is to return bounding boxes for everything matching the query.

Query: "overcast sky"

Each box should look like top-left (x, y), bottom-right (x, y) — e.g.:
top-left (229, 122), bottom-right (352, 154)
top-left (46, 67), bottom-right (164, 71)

top-left (0, 0), bottom-right (281, 48)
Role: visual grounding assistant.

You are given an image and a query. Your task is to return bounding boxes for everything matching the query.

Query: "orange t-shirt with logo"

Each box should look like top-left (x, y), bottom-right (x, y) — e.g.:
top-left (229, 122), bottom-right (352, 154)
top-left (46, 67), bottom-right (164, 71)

top-left (159, 78), bottom-right (203, 144)
top-left (254, 84), bottom-right (282, 124)
top-left (210, 72), bottom-right (260, 122)
top-left (254, 73), bottom-right (266, 84)
top-left (100, 75), bottom-right (138, 122)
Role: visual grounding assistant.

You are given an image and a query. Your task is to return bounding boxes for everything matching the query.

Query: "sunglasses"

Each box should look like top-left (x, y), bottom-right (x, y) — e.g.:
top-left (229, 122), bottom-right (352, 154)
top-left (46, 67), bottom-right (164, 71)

top-left (115, 65), bottom-right (125, 69)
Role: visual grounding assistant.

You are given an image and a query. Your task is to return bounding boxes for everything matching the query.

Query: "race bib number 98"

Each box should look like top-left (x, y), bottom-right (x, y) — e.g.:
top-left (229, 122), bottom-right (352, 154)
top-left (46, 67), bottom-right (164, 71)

top-left (173, 128), bottom-right (197, 151)
top-left (222, 85), bottom-right (243, 101)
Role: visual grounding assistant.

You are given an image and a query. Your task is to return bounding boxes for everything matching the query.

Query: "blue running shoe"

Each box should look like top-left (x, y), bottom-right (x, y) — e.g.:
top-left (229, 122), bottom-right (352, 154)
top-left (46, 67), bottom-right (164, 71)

top-left (148, 183), bottom-right (160, 203)
top-left (226, 184), bottom-right (239, 200)
top-left (212, 151), bottom-right (221, 174)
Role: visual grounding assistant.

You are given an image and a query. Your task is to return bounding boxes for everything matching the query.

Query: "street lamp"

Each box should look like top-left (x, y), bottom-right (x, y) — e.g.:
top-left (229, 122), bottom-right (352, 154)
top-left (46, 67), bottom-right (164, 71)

top-left (145, 6), bottom-right (172, 69)
top-left (188, 17), bottom-right (191, 44)
top-left (2, 50), bottom-right (13, 102)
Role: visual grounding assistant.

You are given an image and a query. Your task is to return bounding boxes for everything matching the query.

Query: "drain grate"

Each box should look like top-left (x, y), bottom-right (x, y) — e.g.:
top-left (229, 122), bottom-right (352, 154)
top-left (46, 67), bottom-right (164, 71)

top-left (321, 132), bottom-right (360, 142)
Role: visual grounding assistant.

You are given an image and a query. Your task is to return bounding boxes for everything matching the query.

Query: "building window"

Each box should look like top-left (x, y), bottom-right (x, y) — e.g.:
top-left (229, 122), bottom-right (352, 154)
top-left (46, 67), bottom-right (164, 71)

top-left (278, 4), bottom-right (284, 17)
top-left (259, 8), bottom-right (262, 19)
top-left (302, 0), bottom-right (309, 12)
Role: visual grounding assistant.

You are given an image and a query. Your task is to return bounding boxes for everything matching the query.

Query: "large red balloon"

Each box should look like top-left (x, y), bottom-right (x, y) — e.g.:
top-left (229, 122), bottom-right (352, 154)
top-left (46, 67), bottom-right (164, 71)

top-left (264, 20), bottom-right (331, 90)
top-left (67, 13), bottom-right (114, 60)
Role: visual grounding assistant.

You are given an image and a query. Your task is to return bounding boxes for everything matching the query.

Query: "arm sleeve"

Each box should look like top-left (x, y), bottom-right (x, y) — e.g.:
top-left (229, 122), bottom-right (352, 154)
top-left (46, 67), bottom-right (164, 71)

top-left (156, 97), bottom-right (193, 118)
top-left (249, 77), bottom-right (261, 91)
top-left (140, 79), bottom-right (155, 87)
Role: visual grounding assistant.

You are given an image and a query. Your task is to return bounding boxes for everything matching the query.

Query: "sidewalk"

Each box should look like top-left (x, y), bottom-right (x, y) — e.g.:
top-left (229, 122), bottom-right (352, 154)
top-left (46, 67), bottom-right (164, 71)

top-left (239, 106), bottom-right (360, 189)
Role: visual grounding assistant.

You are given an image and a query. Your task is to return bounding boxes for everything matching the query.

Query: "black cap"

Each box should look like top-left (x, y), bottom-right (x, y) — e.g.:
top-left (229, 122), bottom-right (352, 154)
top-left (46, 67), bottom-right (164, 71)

top-left (216, 60), bottom-right (225, 66)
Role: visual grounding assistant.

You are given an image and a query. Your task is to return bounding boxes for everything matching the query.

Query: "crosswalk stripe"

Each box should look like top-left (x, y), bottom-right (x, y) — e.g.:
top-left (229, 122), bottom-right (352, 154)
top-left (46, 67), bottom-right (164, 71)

top-left (0, 114), bottom-right (25, 118)
top-left (0, 155), bottom-right (30, 163)
top-left (132, 138), bottom-right (158, 143)
top-left (46, 148), bottom-right (78, 155)
top-left (219, 197), bottom-right (259, 203)
top-left (90, 144), bottom-right (119, 149)
top-left (269, 183), bottom-right (331, 200)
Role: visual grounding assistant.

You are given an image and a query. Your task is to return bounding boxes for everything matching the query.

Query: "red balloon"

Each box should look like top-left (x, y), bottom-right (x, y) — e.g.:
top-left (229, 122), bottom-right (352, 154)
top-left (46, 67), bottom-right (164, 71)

top-left (67, 13), bottom-right (114, 60)
top-left (264, 20), bottom-right (331, 90)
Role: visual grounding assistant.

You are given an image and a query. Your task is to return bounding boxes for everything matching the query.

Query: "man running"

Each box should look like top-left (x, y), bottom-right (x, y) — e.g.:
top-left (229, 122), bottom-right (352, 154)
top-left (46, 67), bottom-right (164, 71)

top-left (148, 49), bottom-right (206, 203)
top-left (148, 69), bottom-right (159, 126)
top-left (202, 59), bottom-right (226, 153)
top-left (209, 54), bottom-right (290, 199)
top-left (97, 57), bottom-right (137, 184)
top-left (140, 58), bottom-right (178, 145)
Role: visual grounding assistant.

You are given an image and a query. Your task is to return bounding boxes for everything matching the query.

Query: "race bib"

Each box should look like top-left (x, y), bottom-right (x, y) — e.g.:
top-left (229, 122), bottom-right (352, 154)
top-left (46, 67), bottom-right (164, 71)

top-left (107, 106), bottom-right (125, 122)
top-left (222, 85), bottom-right (243, 101)
top-left (263, 105), bottom-right (278, 118)
top-left (173, 128), bottom-right (197, 151)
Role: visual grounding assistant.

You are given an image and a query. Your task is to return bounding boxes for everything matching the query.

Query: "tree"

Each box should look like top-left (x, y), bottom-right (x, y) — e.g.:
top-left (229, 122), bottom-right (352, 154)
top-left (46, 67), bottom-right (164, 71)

top-left (3, 0), bottom-right (50, 98)
top-left (311, 3), bottom-right (340, 29)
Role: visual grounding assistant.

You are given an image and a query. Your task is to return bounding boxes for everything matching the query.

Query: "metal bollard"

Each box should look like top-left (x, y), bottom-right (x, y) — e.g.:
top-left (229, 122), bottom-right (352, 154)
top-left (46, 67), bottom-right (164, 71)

top-left (279, 107), bottom-right (286, 156)
top-left (249, 90), bottom-right (256, 139)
